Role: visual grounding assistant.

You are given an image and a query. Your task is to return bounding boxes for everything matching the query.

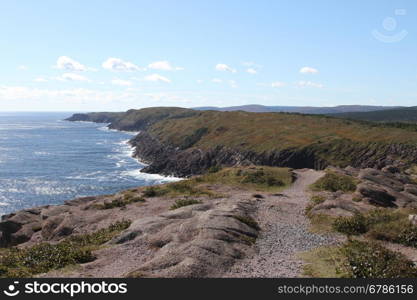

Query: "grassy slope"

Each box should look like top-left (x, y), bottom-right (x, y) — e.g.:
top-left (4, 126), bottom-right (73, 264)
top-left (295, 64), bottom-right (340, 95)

top-left (330, 106), bottom-right (417, 123)
top-left (148, 110), bottom-right (417, 152)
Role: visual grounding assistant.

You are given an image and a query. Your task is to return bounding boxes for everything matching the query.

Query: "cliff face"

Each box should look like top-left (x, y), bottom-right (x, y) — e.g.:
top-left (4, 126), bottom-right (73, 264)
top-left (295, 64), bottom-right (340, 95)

top-left (67, 107), bottom-right (417, 177)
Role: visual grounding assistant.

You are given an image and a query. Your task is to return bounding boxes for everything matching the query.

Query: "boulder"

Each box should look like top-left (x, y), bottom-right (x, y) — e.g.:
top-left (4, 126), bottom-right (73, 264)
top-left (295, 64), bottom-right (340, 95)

top-left (357, 183), bottom-right (397, 207)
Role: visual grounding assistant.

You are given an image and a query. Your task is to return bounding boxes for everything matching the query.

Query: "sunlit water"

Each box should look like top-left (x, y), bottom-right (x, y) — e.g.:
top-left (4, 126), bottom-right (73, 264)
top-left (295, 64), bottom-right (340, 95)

top-left (0, 112), bottom-right (179, 215)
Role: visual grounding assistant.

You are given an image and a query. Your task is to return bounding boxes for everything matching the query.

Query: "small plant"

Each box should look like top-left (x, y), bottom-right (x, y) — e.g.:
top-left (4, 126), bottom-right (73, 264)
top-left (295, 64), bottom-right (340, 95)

top-left (169, 199), bottom-right (201, 210)
top-left (312, 172), bottom-right (357, 192)
top-left (97, 193), bottom-right (145, 209)
top-left (332, 213), bottom-right (368, 235)
top-left (233, 215), bottom-right (260, 231)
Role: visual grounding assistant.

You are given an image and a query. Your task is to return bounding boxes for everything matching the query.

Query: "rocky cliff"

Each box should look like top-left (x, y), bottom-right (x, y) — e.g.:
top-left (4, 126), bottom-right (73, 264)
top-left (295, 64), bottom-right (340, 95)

top-left (67, 107), bottom-right (417, 177)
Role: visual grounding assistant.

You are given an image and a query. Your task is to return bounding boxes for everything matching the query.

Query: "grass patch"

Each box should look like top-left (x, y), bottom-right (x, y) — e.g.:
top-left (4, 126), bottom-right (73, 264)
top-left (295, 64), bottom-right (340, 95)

top-left (96, 192), bottom-right (145, 209)
top-left (301, 240), bottom-right (417, 278)
top-left (333, 213), bottom-right (368, 236)
top-left (300, 245), bottom-right (348, 278)
top-left (312, 172), bottom-right (357, 192)
top-left (0, 220), bottom-right (131, 278)
top-left (308, 214), bottom-right (335, 233)
top-left (169, 199), bottom-right (201, 210)
top-left (233, 215), bottom-right (260, 231)
top-left (194, 166), bottom-right (293, 192)
top-left (142, 181), bottom-right (216, 198)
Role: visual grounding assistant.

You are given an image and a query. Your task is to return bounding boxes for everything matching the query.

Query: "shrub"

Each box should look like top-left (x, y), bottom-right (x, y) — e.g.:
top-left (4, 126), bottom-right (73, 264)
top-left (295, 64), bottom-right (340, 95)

top-left (0, 220), bottom-right (131, 278)
top-left (169, 199), bottom-right (201, 210)
top-left (312, 172), bottom-right (357, 192)
top-left (97, 193), bottom-right (145, 209)
top-left (142, 186), bottom-right (167, 197)
top-left (333, 213), bottom-right (368, 235)
top-left (233, 215), bottom-right (260, 231)
top-left (341, 240), bottom-right (417, 278)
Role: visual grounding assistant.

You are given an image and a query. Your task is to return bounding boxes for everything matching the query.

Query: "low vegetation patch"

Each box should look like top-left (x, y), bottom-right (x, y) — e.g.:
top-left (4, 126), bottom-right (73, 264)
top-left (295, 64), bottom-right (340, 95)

top-left (301, 240), bottom-right (417, 278)
top-left (96, 192), bottom-right (145, 209)
top-left (0, 220), bottom-right (131, 278)
top-left (332, 209), bottom-right (417, 248)
top-left (312, 172), bottom-right (357, 192)
top-left (142, 181), bottom-right (216, 198)
top-left (195, 166), bottom-right (292, 192)
top-left (169, 199), bottom-right (201, 210)
top-left (340, 240), bottom-right (417, 278)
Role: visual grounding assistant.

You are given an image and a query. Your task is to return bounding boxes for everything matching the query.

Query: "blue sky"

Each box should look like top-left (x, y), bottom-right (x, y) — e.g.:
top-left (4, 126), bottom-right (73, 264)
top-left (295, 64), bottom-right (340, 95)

top-left (0, 0), bottom-right (416, 111)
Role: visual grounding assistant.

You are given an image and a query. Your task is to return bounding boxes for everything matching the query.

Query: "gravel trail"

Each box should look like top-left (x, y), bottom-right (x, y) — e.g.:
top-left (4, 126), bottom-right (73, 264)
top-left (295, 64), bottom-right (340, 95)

top-left (223, 169), bottom-right (340, 277)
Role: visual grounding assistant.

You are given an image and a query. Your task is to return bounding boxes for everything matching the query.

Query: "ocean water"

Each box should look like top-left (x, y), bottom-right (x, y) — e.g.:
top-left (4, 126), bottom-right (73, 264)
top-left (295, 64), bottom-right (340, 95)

top-left (0, 112), bottom-right (179, 216)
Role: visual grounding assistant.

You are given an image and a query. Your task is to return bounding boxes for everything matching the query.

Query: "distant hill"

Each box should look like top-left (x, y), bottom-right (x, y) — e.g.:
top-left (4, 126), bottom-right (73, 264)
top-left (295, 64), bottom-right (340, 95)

top-left (194, 104), bottom-right (403, 114)
top-left (330, 107), bottom-right (417, 123)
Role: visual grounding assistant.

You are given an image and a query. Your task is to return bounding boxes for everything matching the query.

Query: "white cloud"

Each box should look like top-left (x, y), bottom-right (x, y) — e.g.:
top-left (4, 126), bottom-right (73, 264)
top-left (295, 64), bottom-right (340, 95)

top-left (102, 57), bottom-right (143, 72)
top-left (196, 80), bottom-right (203, 84)
top-left (148, 61), bottom-right (183, 71)
top-left (111, 79), bottom-right (133, 86)
top-left (211, 78), bottom-right (222, 83)
top-left (271, 81), bottom-right (286, 88)
top-left (55, 56), bottom-right (91, 72)
top-left (34, 77), bottom-right (48, 83)
top-left (215, 63), bottom-right (236, 73)
top-left (17, 65), bottom-right (28, 70)
top-left (229, 80), bottom-right (238, 88)
top-left (299, 66), bottom-right (319, 74)
top-left (297, 81), bottom-right (324, 88)
top-left (61, 73), bottom-right (90, 82)
top-left (144, 74), bottom-right (171, 83)
top-left (246, 68), bottom-right (257, 74)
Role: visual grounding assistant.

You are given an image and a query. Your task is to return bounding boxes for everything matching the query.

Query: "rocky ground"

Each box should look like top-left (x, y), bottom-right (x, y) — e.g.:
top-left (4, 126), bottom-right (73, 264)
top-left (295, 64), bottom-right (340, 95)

top-left (222, 169), bottom-right (341, 277)
top-left (2, 166), bottom-right (416, 277)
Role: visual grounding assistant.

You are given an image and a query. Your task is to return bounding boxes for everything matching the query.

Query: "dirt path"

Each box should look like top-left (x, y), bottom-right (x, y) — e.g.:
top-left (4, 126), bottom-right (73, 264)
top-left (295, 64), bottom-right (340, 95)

top-left (223, 169), bottom-right (340, 277)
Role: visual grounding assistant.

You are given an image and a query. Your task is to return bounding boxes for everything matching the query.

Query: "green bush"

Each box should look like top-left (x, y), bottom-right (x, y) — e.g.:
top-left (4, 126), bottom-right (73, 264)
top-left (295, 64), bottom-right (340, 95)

top-left (341, 240), bottom-right (417, 278)
top-left (312, 172), bottom-right (357, 192)
top-left (208, 165), bottom-right (222, 173)
top-left (170, 199), bottom-right (201, 210)
top-left (98, 194), bottom-right (145, 209)
top-left (0, 220), bottom-right (131, 278)
top-left (241, 170), bottom-right (284, 187)
top-left (333, 213), bottom-right (368, 235)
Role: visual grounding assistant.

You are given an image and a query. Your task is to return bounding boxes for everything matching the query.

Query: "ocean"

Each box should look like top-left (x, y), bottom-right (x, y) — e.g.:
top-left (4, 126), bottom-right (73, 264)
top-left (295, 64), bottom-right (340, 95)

top-left (0, 112), bottom-right (178, 216)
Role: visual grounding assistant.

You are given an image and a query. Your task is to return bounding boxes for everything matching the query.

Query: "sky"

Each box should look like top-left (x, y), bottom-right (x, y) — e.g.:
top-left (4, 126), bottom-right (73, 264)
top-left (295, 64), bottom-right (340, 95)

top-left (0, 0), bottom-right (416, 111)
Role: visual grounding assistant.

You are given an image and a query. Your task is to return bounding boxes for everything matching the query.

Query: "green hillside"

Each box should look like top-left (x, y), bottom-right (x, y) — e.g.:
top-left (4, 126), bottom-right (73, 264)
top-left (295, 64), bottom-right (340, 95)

top-left (330, 107), bottom-right (417, 123)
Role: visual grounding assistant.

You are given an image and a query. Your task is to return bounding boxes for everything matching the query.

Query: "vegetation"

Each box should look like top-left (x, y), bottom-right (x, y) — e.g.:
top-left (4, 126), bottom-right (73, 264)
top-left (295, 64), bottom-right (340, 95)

top-left (330, 106), bottom-right (417, 123)
top-left (96, 192), bottom-right (145, 209)
top-left (301, 240), bottom-right (417, 278)
top-left (0, 220), bottom-right (131, 277)
top-left (232, 215), bottom-right (260, 231)
top-left (312, 172), bottom-right (357, 192)
top-left (142, 180), bottom-right (216, 198)
top-left (332, 209), bottom-right (417, 248)
top-left (340, 240), bottom-right (417, 278)
top-left (169, 199), bottom-right (201, 210)
top-left (193, 166), bottom-right (292, 192)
